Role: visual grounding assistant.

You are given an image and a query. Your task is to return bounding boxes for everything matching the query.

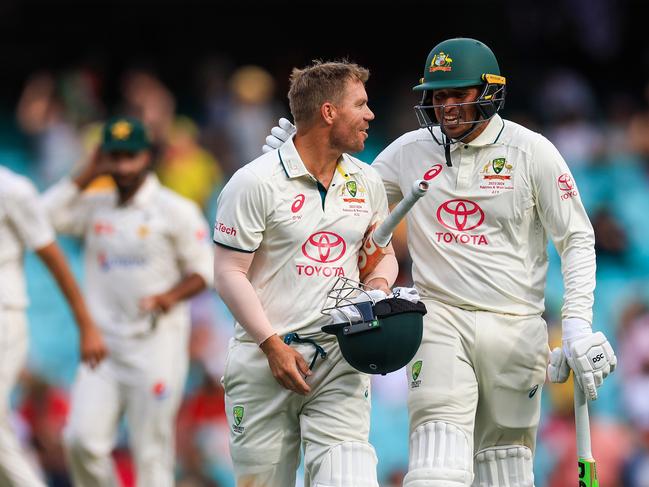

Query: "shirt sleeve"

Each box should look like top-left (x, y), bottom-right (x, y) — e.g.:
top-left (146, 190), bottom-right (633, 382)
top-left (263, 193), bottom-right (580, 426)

top-left (4, 178), bottom-right (55, 251)
top-left (372, 139), bottom-right (405, 207)
top-left (40, 178), bottom-right (93, 237)
top-left (213, 166), bottom-right (268, 252)
top-left (531, 136), bottom-right (596, 324)
top-left (171, 200), bottom-right (214, 286)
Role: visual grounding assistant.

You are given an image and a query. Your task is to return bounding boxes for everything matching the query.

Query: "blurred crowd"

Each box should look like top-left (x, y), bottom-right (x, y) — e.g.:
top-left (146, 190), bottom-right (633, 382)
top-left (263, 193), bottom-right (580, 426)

top-left (3, 57), bottom-right (649, 486)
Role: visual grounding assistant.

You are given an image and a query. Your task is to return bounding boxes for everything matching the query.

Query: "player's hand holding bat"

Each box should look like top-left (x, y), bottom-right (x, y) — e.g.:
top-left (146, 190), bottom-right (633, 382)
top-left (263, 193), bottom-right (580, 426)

top-left (548, 319), bottom-right (616, 401)
top-left (359, 179), bottom-right (429, 281)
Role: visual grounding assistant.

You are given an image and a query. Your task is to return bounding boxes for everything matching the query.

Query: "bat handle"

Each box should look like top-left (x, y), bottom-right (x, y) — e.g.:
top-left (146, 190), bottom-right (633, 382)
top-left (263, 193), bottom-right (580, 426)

top-left (372, 179), bottom-right (429, 247)
top-left (574, 380), bottom-right (593, 460)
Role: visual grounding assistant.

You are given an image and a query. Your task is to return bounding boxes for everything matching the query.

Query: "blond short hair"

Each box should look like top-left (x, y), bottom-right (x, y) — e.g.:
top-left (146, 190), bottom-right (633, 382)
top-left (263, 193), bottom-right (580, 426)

top-left (288, 60), bottom-right (370, 127)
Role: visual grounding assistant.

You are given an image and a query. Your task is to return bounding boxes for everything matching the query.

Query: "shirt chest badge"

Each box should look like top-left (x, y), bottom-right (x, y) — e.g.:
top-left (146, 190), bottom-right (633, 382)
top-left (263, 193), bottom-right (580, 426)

top-left (339, 179), bottom-right (369, 214)
top-left (479, 157), bottom-right (514, 194)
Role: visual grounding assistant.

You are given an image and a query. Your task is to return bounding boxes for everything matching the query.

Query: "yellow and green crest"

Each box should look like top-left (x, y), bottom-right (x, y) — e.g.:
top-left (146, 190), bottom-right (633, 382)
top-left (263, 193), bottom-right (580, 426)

top-left (412, 360), bottom-right (422, 381)
top-left (233, 405), bottom-right (244, 426)
top-left (492, 158), bottom-right (506, 174)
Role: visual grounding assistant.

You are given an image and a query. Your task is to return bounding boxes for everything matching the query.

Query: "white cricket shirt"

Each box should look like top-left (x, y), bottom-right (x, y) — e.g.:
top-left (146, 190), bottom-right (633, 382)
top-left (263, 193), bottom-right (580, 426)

top-left (372, 115), bottom-right (596, 322)
top-left (0, 166), bottom-right (55, 309)
top-left (214, 135), bottom-right (389, 340)
top-left (42, 174), bottom-right (213, 337)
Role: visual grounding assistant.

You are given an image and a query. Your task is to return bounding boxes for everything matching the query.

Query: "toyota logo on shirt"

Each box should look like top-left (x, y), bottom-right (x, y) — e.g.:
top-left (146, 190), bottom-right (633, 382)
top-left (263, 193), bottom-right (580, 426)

top-left (557, 173), bottom-right (574, 191)
top-left (302, 232), bottom-right (346, 263)
top-left (436, 199), bottom-right (485, 231)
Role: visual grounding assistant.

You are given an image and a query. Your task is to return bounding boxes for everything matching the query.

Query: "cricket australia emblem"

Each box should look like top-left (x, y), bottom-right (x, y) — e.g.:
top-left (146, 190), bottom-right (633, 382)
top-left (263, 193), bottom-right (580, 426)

top-left (411, 360), bottom-right (422, 388)
top-left (232, 405), bottom-right (245, 434)
top-left (479, 157), bottom-right (514, 194)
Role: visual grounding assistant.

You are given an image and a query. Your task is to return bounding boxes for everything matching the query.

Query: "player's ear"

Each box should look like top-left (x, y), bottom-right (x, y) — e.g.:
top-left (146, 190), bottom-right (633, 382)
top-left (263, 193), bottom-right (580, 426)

top-left (321, 101), bottom-right (336, 126)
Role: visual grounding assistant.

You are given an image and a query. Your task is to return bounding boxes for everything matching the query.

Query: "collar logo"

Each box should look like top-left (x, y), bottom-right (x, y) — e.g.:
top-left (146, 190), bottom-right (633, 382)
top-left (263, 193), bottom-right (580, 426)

top-left (429, 52), bottom-right (453, 72)
top-left (437, 199), bottom-right (485, 232)
top-left (302, 232), bottom-right (346, 263)
top-left (111, 120), bottom-right (132, 140)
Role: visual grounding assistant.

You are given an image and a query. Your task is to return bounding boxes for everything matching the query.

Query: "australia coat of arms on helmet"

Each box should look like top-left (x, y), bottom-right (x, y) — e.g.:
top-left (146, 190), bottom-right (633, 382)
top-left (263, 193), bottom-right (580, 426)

top-left (429, 52), bottom-right (453, 72)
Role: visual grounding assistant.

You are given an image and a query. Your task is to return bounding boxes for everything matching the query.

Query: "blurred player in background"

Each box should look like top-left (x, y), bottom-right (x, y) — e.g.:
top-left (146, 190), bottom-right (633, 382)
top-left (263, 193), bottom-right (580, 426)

top-left (41, 116), bottom-right (213, 487)
top-left (264, 38), bottom-right (617, 486)
top-left (213, 60), bottom-right (398, 487)
top-left (0, 165), bottom-right (106, 486)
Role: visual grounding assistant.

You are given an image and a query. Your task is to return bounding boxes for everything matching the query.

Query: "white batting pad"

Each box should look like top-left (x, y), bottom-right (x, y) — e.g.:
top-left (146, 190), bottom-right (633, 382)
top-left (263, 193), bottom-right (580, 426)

top-left (312, 441), bottom-right (379, 487)
top-left (404, 421), bottom-right (473, 486)
top-left (473, 445), bottom-right (534, 487)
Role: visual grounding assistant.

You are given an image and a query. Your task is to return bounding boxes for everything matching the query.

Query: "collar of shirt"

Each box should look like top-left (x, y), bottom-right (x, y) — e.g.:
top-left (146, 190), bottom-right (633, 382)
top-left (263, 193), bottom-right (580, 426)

top-left (278, 134), bottom-right (361, 181)
top-left (120, 173), bottom-right (160, 208)
top-left (450, 114), bottom-right (505, 152)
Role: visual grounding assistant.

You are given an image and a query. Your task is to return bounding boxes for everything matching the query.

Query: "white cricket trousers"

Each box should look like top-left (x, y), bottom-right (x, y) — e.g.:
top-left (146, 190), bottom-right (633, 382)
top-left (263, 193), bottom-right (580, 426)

top-left (63, 321), bottom-right (189, 487)
top-left (0, 307), bottom-right (46, 487)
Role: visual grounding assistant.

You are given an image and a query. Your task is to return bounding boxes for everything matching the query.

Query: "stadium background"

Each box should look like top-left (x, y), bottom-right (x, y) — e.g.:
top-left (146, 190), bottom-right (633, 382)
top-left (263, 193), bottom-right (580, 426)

top-left (2, 0), bottom-right (649, 485)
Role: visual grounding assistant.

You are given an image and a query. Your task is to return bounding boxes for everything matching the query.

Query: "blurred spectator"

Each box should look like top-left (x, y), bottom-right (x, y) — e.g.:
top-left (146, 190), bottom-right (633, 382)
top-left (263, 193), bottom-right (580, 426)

top-left (120, 69), bottom-right (176, 146)
top-left (538, 69), bottom-right (605, 166)
top-left (618, 304), bottom-right (649, 486)
top-left (16, 69), bottom-right (104, 185)
top-left (157, 116), bottom-right (224, 212)
top-left (592, 206), bottom-right (629, 262)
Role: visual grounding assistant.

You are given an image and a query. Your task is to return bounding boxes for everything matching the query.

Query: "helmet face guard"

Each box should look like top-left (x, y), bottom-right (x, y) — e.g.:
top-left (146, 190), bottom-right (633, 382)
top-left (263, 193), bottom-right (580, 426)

top-left (414, 77), bottom-right (506, 144)
top-left (321, 277), bottom-right (426, 375)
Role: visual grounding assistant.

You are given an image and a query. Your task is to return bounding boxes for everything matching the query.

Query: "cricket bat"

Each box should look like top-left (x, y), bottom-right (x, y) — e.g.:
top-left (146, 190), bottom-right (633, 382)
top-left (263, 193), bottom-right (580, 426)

top-left (359, 179), bottom-right (429, 280)
top-left (574, 380), bottom-right (599, 487)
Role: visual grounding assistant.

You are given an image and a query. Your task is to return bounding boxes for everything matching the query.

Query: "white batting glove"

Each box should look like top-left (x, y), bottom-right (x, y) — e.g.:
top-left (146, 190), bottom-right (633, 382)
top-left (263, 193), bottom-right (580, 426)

top-left (262, 118), bottom-right (296, 153)
top-left (548, 347), bottom-right (570, 383)
top-left (561, 318), bottom-right (617, 400)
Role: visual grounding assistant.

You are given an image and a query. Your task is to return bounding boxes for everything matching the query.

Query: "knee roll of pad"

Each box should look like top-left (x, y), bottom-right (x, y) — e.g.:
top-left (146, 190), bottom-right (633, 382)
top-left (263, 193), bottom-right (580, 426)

top-left (403, 422), bottom-right (472, 487)
top-left (473, 445), bottom-right (533, 487)
top-left (311, 441), bottom-right (378, 487)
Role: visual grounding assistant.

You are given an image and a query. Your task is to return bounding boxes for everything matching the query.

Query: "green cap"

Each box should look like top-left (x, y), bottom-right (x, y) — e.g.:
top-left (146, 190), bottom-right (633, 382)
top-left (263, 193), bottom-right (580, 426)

top-left (101, 116), bottom-right (151, 153)
top-left (414, 38), bottom-right (502, 92)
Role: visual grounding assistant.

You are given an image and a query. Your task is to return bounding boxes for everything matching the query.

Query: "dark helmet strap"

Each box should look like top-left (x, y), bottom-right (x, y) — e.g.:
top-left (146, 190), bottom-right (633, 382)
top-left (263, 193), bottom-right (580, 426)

top-left (283, 333), bottom-right (328, 370)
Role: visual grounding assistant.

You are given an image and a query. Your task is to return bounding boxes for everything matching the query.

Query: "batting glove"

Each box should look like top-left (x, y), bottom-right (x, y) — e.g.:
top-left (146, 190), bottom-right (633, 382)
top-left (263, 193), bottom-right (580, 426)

top-left (559, 318), bottom-right (617, 400)
top-left (262, 118), bottom-right (296, 153)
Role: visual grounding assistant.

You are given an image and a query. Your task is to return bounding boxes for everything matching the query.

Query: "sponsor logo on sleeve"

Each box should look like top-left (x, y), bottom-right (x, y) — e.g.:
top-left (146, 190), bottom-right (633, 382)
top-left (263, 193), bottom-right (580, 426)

top-left (557, 173), bottom-right (579, 200)
top-left (215, 222), bottom-right (237, 237)
top-left (435, 199), bottom-right (488, 246)
top-left (297, 231), bottom-right (347, 277)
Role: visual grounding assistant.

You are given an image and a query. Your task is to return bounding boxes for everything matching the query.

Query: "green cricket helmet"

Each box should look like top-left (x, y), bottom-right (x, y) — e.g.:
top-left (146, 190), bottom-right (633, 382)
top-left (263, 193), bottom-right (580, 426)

top-left (413, 38), bottom-right (506, 163)
top-left (321, 277), bottom-right (425, 375)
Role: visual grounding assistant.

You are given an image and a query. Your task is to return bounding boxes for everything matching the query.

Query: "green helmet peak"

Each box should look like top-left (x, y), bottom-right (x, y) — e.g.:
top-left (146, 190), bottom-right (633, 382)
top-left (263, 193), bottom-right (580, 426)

top-left (414, 38), bottom-right (503, 92)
